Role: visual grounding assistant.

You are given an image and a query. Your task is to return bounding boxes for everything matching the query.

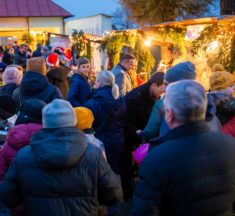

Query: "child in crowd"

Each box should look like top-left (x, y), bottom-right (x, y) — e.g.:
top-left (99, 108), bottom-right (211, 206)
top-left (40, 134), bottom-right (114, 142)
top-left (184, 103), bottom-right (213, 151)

top-left (67, 57), bottom-right (91, 107)
top-left (74, 107), bottom-right (106, 159)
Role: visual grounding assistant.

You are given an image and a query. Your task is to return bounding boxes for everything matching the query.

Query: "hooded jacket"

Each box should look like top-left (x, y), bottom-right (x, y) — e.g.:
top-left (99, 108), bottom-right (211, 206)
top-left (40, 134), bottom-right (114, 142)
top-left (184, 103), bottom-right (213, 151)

top-left (12, 71), bottom-right (63, 110)
top-left (0, 127), bottom-right (122, 216)
top-left (84, 86), bottom-right (125, 174)
top-left (0, 123), bottom-right (42, 181)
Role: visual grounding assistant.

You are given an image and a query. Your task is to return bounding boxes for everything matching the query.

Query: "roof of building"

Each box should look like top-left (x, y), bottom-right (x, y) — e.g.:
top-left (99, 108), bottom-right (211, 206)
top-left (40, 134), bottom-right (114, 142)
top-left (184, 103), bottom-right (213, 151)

top-left (0, 0), bottom-right (73, 18)
top-left (142, 15), bottom-right (235, 31)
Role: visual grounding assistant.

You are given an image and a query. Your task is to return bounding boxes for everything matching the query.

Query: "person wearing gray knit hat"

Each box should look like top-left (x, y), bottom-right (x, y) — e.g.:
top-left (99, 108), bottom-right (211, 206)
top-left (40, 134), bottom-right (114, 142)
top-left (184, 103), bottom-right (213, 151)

top-left (164, 61), bottom-right (196, 83)
top-left (42, 99), bottom-right (77, 128)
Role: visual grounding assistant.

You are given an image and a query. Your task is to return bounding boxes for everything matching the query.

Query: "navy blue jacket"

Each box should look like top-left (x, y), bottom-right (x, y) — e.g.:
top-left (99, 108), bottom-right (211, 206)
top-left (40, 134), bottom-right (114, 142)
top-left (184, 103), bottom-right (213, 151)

top-left (84, 86), bottom-right (125, 174)
top-left (0, 127), bottom-right (122, 216)
top-left (133, 121), bottom-right (235, 216)
top-left (67, 73), bottom-right (91, 107)
top-left (32, 48), bottom-right (42, 58)
top-left (0, 83), bottom-right (18, 97)
top-left (12, 71), bottom-right (62, 110)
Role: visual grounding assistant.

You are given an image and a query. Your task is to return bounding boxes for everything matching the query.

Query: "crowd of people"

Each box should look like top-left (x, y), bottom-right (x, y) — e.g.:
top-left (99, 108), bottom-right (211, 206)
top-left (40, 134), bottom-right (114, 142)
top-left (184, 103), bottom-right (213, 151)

top-left (0, 42), bottom-right (234, 216)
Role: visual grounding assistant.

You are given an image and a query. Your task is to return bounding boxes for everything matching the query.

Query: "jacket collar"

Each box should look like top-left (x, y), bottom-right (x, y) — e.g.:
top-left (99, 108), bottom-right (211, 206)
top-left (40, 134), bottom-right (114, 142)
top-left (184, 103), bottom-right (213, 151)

top-left (150, 121), bottom-right (210, 147)
top-left (138, 83), bottom-right (155, 103)
top-left (118, 63), bottom-right (132, 84)
top-left (118, 63), bottom-right (127, 72)
top-left (75, 73), bottom-right (88, 81)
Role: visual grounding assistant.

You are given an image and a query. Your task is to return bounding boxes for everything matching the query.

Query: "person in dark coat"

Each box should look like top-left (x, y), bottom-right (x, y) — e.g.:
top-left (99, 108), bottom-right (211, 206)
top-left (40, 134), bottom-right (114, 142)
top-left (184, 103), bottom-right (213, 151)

top-left (47, 54), bottom-right (70, 99)
top-left (121, 72), bottom-right (165, 199)
top-left (67, 57), bottom-right (91, 107)
top-left (13, 44), bottom-right (27, 69)
top-left (84, 70), bottom-right (124, 175)
top-left (0, 65), bottom-right (23, 96)
top-left (0, 95), bottom-right (16, 145)
top-left (0, 99), bottom-right (122, 216)
top-left (132, 80), bottom-right (235, 216)
top-left (32, 43), bottom-right (42, 58)
top-left (12, 57), bottom-right (63, 111)
top-left (2, 48), bottom-right (14, 66)
top-left (124, 72), bottom-right (165, 146)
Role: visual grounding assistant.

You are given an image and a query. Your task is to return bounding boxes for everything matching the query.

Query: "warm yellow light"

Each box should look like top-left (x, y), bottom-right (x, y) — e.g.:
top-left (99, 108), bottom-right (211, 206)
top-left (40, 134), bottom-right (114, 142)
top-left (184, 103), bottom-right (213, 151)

top-left (207, 41), bottom-right (219, 52)
top-left (144, 39), bottom-right (151, 47)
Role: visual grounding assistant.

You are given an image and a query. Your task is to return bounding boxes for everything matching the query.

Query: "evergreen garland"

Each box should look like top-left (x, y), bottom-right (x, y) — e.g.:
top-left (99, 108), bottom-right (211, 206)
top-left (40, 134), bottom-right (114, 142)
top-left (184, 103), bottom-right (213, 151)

top-left (101, 31), bottom-right (137, 68)
top-left (191, 23), bottom-right (235, 72)
top-left (134, 38), bottom-right (155, 76)
top-left (101, 31), bottom-right (155, 74)
top-left (157, 26), bottom-right (187, 57)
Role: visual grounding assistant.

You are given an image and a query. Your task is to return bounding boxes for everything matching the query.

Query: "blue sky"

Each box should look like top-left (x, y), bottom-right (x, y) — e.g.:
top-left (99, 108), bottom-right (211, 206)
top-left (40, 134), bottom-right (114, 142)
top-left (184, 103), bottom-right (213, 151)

top-left (53, 0), bottom-right (120, 18)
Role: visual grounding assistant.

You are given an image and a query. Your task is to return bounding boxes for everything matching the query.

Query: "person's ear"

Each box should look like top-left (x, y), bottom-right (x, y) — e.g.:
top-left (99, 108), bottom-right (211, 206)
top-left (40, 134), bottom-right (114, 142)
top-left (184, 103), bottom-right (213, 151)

top-left (165, 108), bottom-right (175, 128)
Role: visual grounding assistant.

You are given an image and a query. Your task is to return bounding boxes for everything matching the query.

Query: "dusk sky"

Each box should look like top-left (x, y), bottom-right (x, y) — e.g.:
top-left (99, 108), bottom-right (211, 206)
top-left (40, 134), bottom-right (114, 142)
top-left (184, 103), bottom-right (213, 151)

top-left (53, 0), bottom-right (120, 18)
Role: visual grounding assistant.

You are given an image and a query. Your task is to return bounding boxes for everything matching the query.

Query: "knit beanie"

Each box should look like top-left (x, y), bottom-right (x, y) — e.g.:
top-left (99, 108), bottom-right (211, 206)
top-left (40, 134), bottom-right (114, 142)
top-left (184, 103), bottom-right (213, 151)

top-left (212, 64), bottom-right (225, 73)
top-left (26, 57), bottom-right (47, 75)
top-left (46, 53), bottom-right (59, 68)
top-left (42, 99), bottom-right (76, 128)
top-left (2, 66), bottom-right (23, 85)
top-left (0, 94), bottom-right (16, 120)
top-left (74, 107), bottom-right (94, 131)
top-left (15, 99), bottom-right (46, 125)
top-left (165, 61), bottom-right (196, 83)
top-left (210, 71), bottom-right (235, 91)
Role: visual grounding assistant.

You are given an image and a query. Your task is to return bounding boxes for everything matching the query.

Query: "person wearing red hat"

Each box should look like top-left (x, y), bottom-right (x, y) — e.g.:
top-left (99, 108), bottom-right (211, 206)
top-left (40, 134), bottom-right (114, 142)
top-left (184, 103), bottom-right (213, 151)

top-left (47, 53), bottom-right (70, 99)
top-left (46, 53), bottom-right (59, 68)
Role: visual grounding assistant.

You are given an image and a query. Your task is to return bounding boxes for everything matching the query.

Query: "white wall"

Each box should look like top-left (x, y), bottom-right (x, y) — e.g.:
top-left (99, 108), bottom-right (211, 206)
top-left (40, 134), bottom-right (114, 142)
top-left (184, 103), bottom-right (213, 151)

top-left (65, 14), bottom-right (112, 36)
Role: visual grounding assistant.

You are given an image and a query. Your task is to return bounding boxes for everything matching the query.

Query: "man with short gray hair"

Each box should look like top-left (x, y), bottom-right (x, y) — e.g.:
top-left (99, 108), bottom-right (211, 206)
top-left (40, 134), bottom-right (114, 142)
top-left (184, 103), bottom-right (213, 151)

top-left (132, 80), bottom-right (235, 216)
top-left (164, 80), bottom-right (207, 127)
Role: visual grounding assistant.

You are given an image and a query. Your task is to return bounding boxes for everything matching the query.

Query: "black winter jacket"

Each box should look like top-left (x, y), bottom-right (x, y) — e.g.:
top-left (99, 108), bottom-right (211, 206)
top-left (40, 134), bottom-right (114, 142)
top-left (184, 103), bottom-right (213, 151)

top-left (13, 51), bottom-right (27, 69)
top-left (133, 121), bottom-right (235, 216)
top-left (0, 83), bottom-right (18, 97)
top-left (124, 83), bottom-right (158, 146)
top-left (0, 127), bottom-right (122, 216)
top-left (13, 71), bottom-right (63, 110)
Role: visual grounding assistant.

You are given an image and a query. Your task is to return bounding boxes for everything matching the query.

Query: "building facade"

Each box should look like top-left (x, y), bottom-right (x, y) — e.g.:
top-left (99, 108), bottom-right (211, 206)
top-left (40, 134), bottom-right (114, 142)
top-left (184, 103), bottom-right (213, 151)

top-left (0, 0), bottom-right (72, 46)
top-left (65, 14), bottom-right (112, 36)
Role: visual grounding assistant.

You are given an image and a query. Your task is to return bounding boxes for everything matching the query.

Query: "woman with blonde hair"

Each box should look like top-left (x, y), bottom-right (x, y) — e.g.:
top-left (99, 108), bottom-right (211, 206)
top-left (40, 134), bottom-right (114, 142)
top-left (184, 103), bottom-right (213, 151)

top-left (84, 70), bottom-right (125, 175)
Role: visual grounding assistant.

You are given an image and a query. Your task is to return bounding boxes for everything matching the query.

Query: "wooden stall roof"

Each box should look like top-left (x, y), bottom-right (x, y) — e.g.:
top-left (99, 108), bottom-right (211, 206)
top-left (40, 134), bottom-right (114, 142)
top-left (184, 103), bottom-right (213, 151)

top-left (142, 15), bottom-right (235, 32)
